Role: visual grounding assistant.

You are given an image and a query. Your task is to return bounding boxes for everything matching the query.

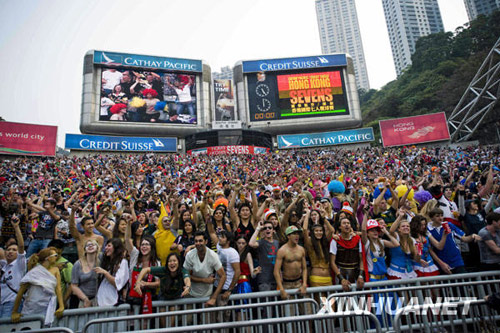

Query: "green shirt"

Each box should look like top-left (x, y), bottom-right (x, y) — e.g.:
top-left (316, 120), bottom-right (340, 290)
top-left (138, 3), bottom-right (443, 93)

top-left (150, 266), bottom-right (189, 300)
top-left (56, 257), bottom-right (73, 297)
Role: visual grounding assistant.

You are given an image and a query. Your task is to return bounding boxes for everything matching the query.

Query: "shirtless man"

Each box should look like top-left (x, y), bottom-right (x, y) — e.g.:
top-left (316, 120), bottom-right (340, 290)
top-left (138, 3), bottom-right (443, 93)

top-left (274, 225), bottom-right (307, 300)
top-left (69, 203), bottom-right (104, 259)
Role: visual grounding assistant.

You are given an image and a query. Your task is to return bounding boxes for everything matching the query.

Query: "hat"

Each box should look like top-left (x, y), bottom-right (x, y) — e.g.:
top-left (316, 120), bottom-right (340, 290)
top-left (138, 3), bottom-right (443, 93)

top-left (264, 209), bottom-right (277, 221)
top-left (142, 88), bottom-right (158, 98)
top-left (213, 197), bottom-right (228, 209)
top-left (328, 180), bottom-right (345, 194)
top-left (366, 219), bottom-right (381, 231)
top-left (110, 103), bottom-right (127, 114)
top-left (341, 202), bottom-right (354, 215)
top-left (272, 184), bottom-right (281, 192)
top-left (320, 197), bottom-right (330, 204)
top-left (285, 225), bottom-right (302, 236)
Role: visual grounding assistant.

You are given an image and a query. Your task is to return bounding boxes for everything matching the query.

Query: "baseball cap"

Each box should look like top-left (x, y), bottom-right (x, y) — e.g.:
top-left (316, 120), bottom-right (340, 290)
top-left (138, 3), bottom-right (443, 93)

top-left (285, 225), bottom-right (302, 236)
top-left (366, 219), bottom-right (381, 231)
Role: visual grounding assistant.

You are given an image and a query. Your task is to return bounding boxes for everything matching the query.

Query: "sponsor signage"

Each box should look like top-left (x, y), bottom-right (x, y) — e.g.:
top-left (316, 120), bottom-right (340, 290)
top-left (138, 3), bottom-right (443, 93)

top-left (242, 54), bottom-right (347, 73)
top-left (379, 113), bottom-right (450, 147)
top-left (0, 122), bottom-right (57, 156)
top-left (93, 50), bottom-right (202, 73)
top-left (278, 128), bottom-right (374, 149)
top-left (212, 121), bottom-right (242, 130)
top-left (65, 134), bottom-right (177, 152)
top-left (188, 145), bottom-right (269, 155)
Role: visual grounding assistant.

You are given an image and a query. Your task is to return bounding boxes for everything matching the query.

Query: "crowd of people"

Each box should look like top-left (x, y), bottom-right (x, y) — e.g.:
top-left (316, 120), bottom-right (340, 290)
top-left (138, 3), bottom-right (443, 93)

top-left (1, 145), bottom-right (499, 326)
top-left (99, 68), bottom-right (197, 124)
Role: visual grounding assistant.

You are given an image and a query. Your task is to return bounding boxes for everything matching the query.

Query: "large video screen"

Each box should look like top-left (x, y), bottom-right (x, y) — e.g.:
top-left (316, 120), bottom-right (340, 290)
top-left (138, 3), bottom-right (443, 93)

top-left (99, 67), bottom-right (197, 124)
top-left (247, 70), bottom-right (349, 122)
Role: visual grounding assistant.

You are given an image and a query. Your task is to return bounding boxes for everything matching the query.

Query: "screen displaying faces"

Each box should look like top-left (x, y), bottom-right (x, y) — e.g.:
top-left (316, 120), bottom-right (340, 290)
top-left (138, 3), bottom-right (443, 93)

top-left (99, 67), bottom-right (197, 124)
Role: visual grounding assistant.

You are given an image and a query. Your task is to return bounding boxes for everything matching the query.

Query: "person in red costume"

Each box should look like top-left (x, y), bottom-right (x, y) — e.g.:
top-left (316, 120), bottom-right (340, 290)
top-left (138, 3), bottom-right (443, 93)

top-left (329, 217), bottom-right (368, 291)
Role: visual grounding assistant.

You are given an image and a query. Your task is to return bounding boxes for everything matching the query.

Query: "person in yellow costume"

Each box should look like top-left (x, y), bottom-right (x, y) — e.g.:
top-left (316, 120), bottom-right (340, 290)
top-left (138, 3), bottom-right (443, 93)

top-left (155, 202), bottom-right (179, 266)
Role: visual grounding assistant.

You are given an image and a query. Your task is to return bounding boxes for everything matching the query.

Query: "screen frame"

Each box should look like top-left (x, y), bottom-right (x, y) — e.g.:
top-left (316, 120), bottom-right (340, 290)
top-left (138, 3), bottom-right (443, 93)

top-left (246, 66), bottom-right (350, 123)
top-left (96, 66), bottom-right (200, 126)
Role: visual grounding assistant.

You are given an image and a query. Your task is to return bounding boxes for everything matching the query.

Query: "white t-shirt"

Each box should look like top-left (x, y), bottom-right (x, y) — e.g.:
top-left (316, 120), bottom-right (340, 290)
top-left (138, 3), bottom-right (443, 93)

top-left (97, 258), bottom-right (129, 306)
top-left (183, 247), bottom-right (222, 298)
top-left (174, 85), bottom-right (192, 103)
top-left (0, 253), bottom-right (27, 304)
top-left (216, 243), bottom-right (240, 290)
top-left (102, 70), bottom-right (123, 90)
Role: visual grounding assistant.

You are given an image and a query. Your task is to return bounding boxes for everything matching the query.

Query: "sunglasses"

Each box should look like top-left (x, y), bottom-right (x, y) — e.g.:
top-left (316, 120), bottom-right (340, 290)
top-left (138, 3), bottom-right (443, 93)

top-left (263, 226), bottom-right (273, 230)
top-left (47, 253), bottom-right (58, 259)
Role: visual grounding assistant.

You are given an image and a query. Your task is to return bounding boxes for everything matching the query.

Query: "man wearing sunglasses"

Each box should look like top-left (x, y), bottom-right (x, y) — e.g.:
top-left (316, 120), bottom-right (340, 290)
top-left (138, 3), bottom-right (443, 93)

top-left (249, 220), bottom-right (279, 292)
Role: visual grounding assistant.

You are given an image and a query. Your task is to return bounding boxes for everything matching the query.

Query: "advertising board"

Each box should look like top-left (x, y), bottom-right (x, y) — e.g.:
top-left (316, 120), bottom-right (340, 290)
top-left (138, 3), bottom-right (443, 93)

top-left (65, 134), bottom-right (177, 152)
top-left (188, 145), bottom-right (269, 155)
top-left (379, 113), bottom-right (450, 147)
top-left (0, 122), bottom-right (57, 156)
top-left (278, 128), bottom-right (374, 149)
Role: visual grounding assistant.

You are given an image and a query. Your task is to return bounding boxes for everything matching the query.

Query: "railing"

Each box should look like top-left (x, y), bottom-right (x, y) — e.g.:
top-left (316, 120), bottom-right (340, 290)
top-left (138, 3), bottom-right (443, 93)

top-left (6, 271), bottom-right (497, 333)
top-left (83, 298), bottom-right (319, 333)
top-left (393, 299), bottom-right (500, 333)
top-left (20, 328), bottom-right (75, 333)
top-left (0, 315), bottom-right (44, 332)
top-left (51, 304), bottom-right (130, 333)
top-left (126, 312), bottom-right (383, 333)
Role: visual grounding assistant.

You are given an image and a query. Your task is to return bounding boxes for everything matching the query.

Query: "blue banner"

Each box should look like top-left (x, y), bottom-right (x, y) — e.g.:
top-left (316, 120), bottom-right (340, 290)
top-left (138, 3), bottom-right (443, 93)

top-left (93, 51), bottom-right (202, 73)
top-left (65, 134), bottom-right (177, 152)
top-left (278, 128), bottom-right (374, 149)
top-left (242, 54), bottom-right (347, 73)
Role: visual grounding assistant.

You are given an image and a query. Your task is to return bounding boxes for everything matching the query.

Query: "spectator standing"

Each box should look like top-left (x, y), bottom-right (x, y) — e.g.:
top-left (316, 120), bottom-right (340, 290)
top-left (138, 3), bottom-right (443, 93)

top-left (183, 231), bottom-right (226, 307)
top-left (478, 212), bottom-right (500, 270)
top-left (249, 220), bottom-right (279, 291)
top-left (0, 215), bottom-right (26, 318)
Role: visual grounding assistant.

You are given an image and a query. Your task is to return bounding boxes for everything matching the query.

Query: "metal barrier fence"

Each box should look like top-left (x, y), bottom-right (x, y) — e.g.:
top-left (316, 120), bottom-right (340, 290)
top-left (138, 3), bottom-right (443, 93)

top-left (5, 271), bottom-right (497, 333)
top-left (51, 304), bottom-right (130, 333)
top-left (0, 315), bottom-right (44, 332)
top-left (21, 328), bottom-right (75, 333)
top-left (127, 312), bottom-right (383, 333)
top-left (393, 299), bottom-right (500, 333)
top-left (83, 298), bottom-right (319, 333)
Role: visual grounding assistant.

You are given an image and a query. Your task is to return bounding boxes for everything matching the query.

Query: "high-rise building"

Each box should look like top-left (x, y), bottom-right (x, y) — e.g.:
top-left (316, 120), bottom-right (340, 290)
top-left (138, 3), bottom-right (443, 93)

top-left (382, 0), bottom-right (444, 76)
top-left (315, 0), bottom-right (370, 90)
top-left (463, 0), bottom-right (500, 21)
top-left (212, 66), bottom-right (233, 80)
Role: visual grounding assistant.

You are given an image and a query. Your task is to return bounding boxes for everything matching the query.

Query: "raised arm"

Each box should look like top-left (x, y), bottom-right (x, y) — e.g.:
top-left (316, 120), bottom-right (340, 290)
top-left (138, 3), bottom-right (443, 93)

top-left (69, 203), bottom-right (82, 242)
top-left (206, 219), bottom-right (219, 247)
top-left (389, 209), bottom-right (405, 235)
top-left (124, 215), bottom-right (134, 255)
top-left (228, 188), bottom-right (239, 229)
top-left (94, 214), bottom-right (112, 239)
top-left (302, 208), bottom-right (312, 247)
top-left (11, 215), bottom-right (25, 254)
top-left (249, 221), bottom-right (263, 249)
top-left (361, 213), bottom-right (368, 245)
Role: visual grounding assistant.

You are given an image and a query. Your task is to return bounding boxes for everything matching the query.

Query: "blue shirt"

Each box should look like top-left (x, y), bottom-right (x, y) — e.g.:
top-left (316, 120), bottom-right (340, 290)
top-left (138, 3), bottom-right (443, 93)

top-left (428, 222), bottom-right (465, 269)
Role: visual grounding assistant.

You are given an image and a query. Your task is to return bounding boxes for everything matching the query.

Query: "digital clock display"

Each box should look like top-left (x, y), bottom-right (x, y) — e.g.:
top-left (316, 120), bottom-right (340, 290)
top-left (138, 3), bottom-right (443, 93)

top-left (247, 69), bottom-right (349, 122)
